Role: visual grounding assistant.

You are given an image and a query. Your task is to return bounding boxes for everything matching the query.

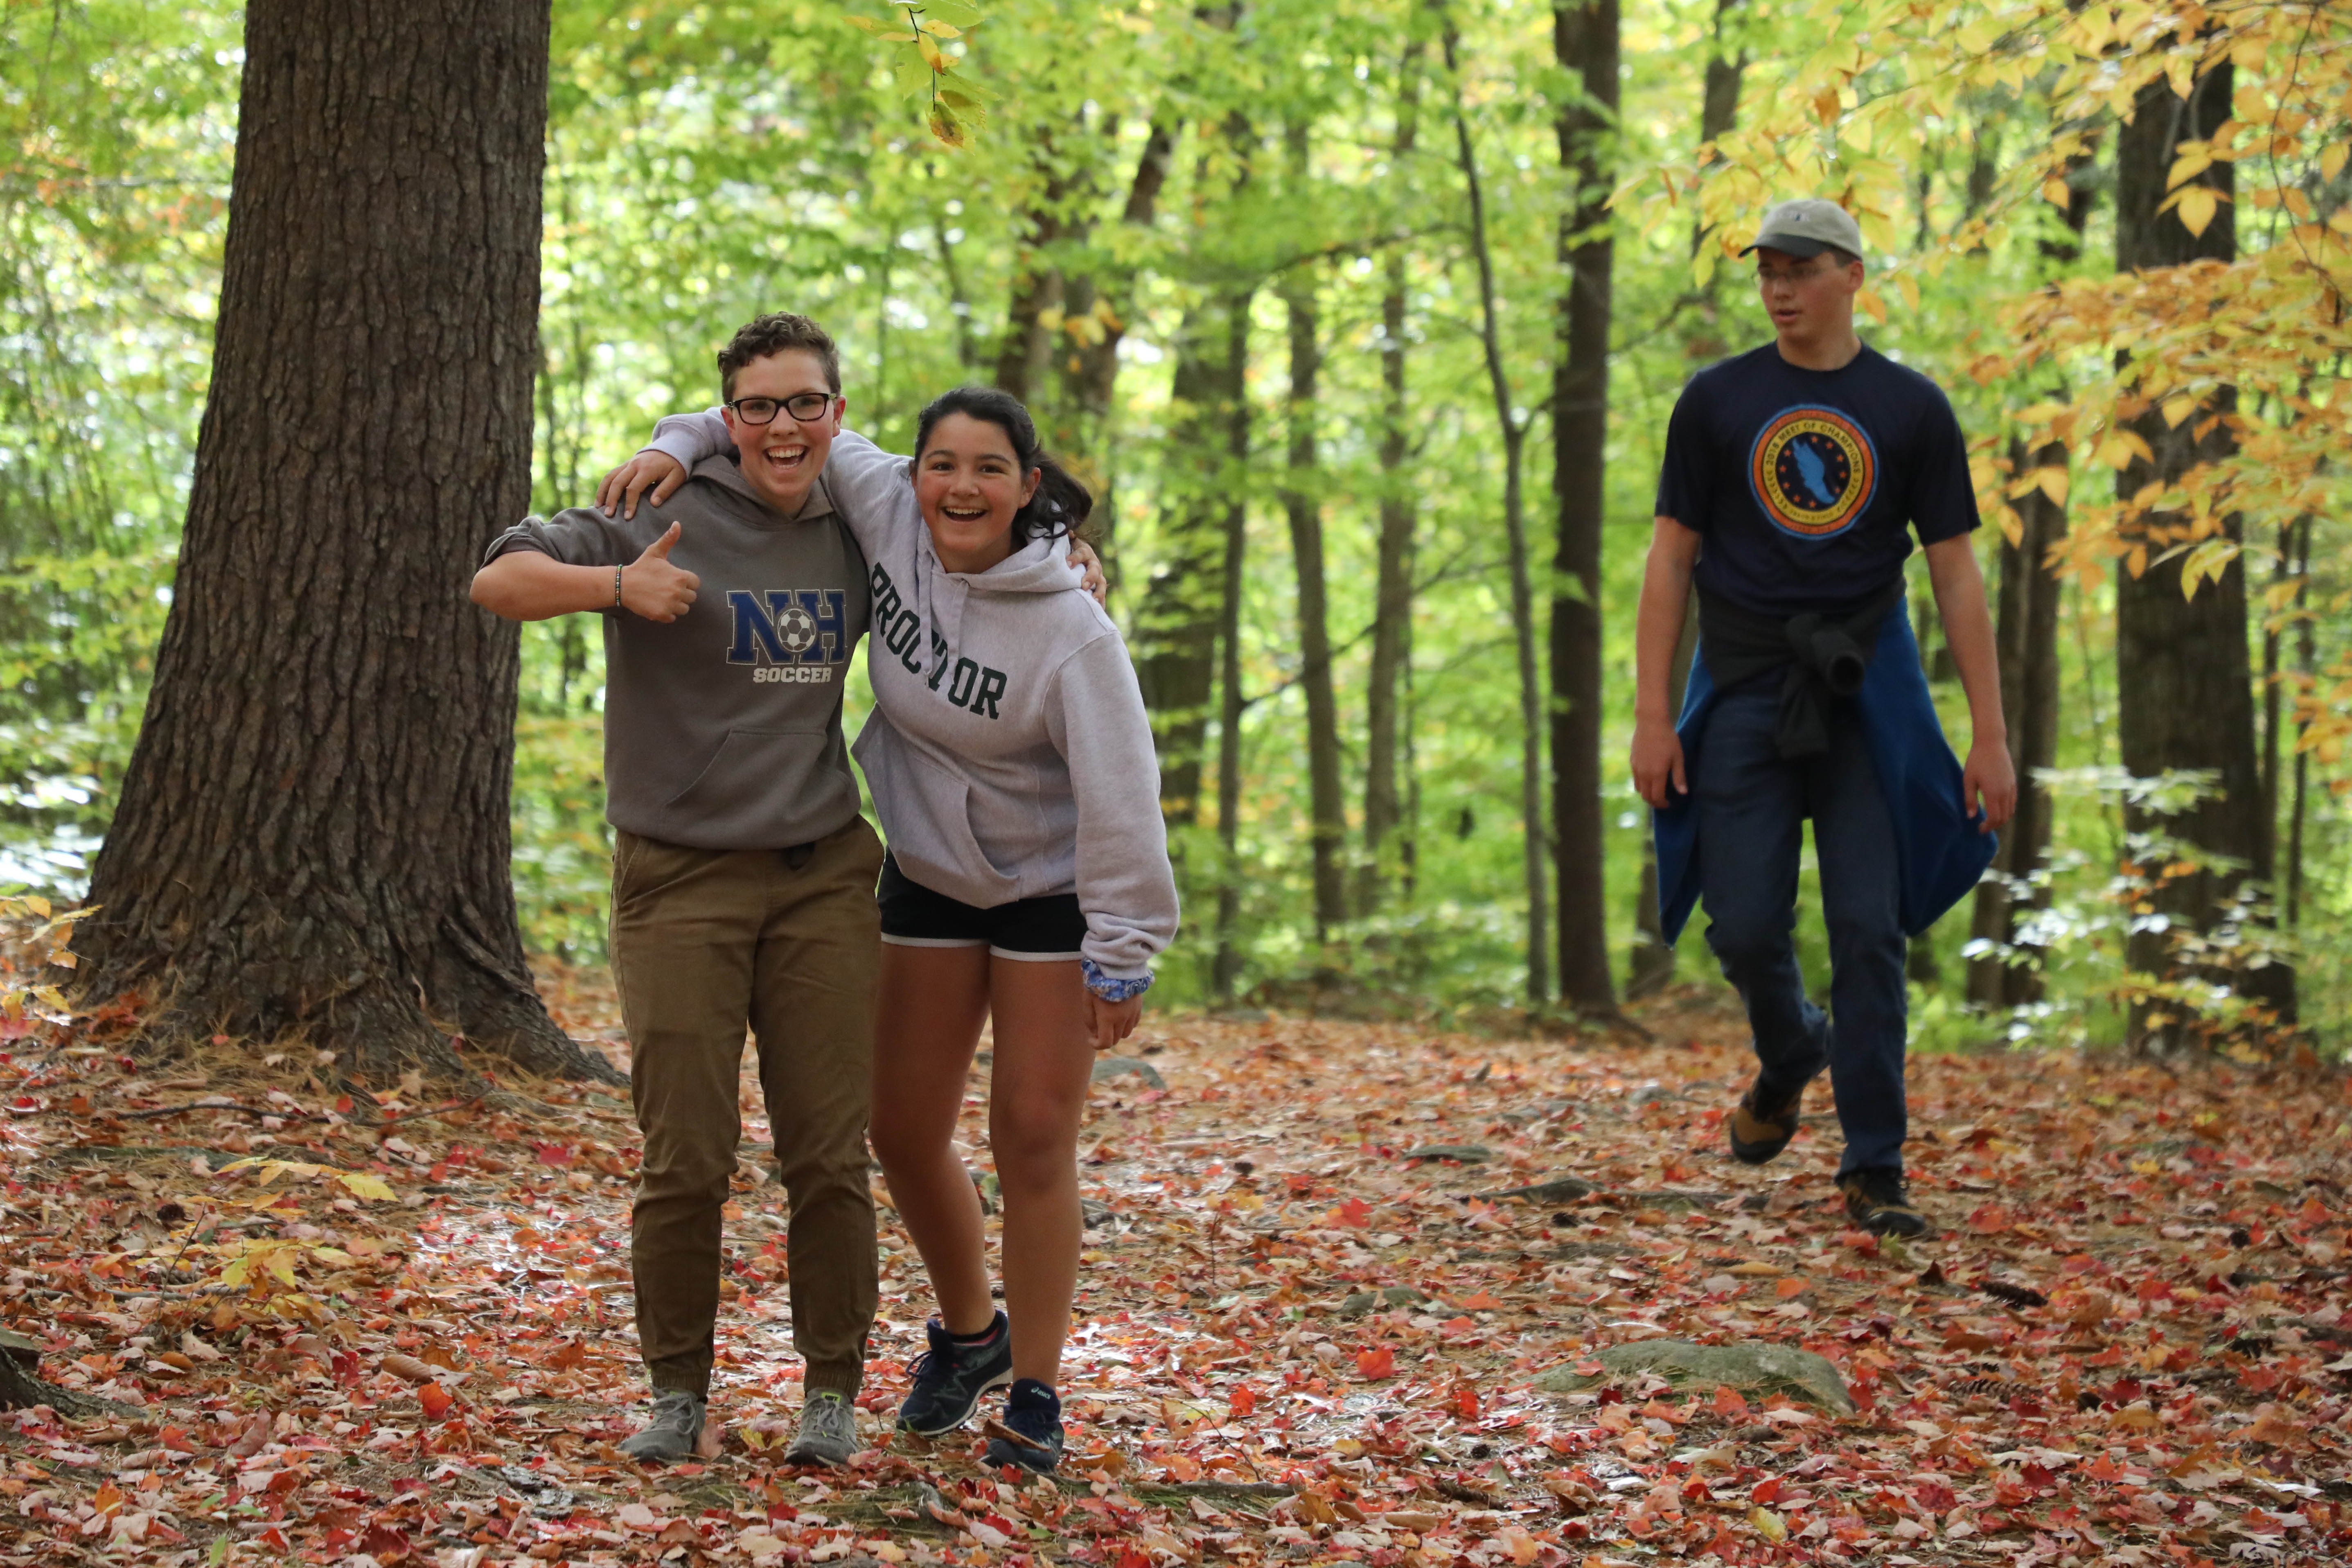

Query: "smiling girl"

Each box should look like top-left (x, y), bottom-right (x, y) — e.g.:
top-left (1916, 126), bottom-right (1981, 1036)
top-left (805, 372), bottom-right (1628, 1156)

top-left (613, 387), bottom-right (1177, 1471)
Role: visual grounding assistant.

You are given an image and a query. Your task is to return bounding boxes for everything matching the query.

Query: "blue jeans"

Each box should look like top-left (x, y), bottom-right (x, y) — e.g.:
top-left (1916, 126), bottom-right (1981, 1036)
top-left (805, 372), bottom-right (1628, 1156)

top-left (1695, 681), bottom-right (1908, 1177)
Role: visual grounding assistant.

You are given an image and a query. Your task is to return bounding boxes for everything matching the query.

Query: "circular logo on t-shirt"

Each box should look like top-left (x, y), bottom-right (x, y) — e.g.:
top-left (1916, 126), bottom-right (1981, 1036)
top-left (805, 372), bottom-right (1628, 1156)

top-left (1748, 405), bottom-right (1878, 539)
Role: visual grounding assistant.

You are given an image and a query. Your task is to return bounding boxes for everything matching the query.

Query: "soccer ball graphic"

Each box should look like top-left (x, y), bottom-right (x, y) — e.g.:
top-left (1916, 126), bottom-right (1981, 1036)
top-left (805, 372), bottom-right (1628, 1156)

top-left (774, 604), bottom-right (820, 657)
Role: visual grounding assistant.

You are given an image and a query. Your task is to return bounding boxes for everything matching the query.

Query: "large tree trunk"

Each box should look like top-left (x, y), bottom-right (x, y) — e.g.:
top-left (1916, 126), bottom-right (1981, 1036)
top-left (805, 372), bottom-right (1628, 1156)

top-left (1357, 42), bottom-right (1425, 922)
top-left (2111, 56), bottom-right (2293, 1043)
top-left (1281, 125), bottom-right (1348, 943)
top-left (1550, 0), bottom-right (1619, 1015)
top-left (75, 1), bottom-right (609, 1084)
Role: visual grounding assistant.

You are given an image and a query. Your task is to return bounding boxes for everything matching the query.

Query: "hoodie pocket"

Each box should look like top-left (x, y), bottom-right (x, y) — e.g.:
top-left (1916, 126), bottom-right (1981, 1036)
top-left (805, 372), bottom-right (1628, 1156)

top-left (664, 727), bottom-right (855, 844)
top-left (857, 726), bottom-right (1022, 905)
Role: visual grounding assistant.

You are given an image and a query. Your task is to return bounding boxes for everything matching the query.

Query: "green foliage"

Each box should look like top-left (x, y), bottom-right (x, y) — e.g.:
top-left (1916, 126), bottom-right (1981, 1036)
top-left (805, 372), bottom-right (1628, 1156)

top-left (5, 0), bottom-right (2349, 1052)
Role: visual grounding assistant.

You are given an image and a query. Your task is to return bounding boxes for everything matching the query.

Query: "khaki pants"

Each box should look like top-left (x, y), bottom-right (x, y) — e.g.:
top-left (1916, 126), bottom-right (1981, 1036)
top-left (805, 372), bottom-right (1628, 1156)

top-left (611, 817), bottom-right (885, 1399)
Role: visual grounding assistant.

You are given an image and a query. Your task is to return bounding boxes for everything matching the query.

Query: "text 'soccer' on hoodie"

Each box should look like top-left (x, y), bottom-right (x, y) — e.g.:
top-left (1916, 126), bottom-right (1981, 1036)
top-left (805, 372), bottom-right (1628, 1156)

top-left (482, 458), bottom-right (869, 851)
top-left (649, 416), bottom-right (1179, 986)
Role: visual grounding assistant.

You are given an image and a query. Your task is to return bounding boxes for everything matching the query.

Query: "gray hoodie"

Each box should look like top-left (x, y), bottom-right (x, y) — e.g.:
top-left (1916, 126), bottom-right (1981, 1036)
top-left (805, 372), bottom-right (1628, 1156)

top-left (647, 415), bottom-right (1177, 983)
top-left (483, 456), bottom-right (868, 851)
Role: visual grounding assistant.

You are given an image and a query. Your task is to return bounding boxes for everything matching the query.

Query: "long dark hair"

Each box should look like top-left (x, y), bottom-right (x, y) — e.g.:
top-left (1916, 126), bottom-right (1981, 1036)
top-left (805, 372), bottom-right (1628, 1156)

top-left (912, 386), bottom-right (1095, 547)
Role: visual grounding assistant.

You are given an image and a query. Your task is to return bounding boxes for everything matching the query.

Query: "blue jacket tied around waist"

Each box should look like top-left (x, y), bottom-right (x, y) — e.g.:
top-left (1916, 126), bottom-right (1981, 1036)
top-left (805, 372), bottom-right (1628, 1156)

top-left (1654, 602), bottom-right (1996, 945)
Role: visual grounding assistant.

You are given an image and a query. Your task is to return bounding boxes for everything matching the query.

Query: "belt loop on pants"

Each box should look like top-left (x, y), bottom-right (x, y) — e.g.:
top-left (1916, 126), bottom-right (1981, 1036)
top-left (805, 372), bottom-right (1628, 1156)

top-left (780, 842), bottom-right (816, 871)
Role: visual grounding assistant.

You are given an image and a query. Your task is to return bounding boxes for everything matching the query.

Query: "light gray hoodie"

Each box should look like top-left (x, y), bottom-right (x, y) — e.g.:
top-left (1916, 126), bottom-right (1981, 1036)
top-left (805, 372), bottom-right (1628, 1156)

top-left (648, 415), bottom-right (1178, 984)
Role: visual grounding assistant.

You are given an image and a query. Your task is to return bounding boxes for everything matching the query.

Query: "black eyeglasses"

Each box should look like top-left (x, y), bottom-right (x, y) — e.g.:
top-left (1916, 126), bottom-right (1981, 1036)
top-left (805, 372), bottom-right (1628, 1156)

top-left (727, 392), bottom-right (837, 425)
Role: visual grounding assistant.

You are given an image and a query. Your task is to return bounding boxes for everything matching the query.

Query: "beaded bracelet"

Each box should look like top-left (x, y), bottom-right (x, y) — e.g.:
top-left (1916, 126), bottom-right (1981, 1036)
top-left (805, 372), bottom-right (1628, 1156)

top-left (1081, 959), bottom-right (1152, 1003)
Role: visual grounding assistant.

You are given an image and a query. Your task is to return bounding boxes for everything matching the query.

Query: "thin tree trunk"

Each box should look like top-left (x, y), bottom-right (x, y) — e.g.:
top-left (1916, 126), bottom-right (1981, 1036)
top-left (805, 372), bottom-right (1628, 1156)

top-left (994, 139), bottom-right (1072, 403)
top-left (1633, 0), bottom-right (1744, 994)
top-left (77, 0), bottom-right (610, 1082)
top-left (1132, 298), bottom-right (1234, 825)
top-left (1280, 122), bottom-right (1347, 943)
top-left (2112, 55), bottom-right (2293, 1041)
top-left (1211, 300), bottom-right (1254, 1002)
top-left (1357, 42), bottom-right (1425, 920)
top-left (1549, 0), bottom-right (1618, 1014)
top-left (2286, 512), bottom-right (2313, 928)
top-left (1966, 146), bottom-right (2093, 1009)
top-left (1443, 19), bottom-right (1547, 1003)
top-left (1966, 442), bottom-right (2068, 1007)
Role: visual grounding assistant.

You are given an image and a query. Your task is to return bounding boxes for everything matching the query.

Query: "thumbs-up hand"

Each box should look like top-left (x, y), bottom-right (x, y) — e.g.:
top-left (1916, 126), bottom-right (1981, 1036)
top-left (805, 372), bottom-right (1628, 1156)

top-left (621, 521), bottom-right (699, 622)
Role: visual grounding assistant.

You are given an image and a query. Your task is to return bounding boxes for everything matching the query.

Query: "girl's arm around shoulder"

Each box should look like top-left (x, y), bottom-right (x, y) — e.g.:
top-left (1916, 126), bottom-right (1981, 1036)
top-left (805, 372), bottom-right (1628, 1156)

top-left (1043, 631), bottom-right (1179, 992)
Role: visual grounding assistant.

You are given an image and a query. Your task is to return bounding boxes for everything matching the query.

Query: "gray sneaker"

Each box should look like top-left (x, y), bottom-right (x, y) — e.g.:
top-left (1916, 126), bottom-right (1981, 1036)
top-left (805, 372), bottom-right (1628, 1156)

top-left (783, 1390), bottom-right (859, 1466)
top-left (619, 1389), bottom-right (706, 1462)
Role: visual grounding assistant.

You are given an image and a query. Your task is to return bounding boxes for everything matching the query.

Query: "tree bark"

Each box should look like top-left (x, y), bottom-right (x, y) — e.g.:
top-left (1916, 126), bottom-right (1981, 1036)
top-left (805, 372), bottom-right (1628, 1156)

top-left (1966, 144), bottom-right (2093, 1010)
top-left (2111, 56), bottom-right (2293, 1042)
top-left (75, 1), bottom-right (611, 1083)
top-left (1967, 437), bottom-right (2067, 1008)
top-left (1280, 125), bottom-right (1348, 942)
top-left (1132, 298), bottom-right (1235, 825)
top-left (1443, 19), bottom-right (1547, 1003)
top-left (1211, 300), bottom-right (1254, 1001)
top-left (1550, 0), bottom-right (1618, 1014)
top-left (1357, 42), bottom-right (1425, 921)
top-left (1632, 0), bottom-right (1743, 994)
top-left (1135, 118), bottom-right (1251, 825)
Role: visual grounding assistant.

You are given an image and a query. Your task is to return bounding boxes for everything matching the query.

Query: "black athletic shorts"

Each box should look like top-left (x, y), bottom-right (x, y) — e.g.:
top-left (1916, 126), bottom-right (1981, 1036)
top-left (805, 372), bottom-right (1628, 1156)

top-left (876, 853), bottom-right (1088, 960)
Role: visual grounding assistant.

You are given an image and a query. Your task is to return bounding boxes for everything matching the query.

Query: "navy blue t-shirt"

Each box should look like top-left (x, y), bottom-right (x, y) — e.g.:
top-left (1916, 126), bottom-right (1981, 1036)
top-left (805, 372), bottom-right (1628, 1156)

top-left (1655, 343), bottom-right (1978, 617)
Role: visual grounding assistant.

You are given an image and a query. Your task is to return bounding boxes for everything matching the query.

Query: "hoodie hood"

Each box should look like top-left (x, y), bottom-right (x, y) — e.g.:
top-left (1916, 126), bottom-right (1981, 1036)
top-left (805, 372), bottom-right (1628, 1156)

top-left (691, 450), bottom-right (839, 526)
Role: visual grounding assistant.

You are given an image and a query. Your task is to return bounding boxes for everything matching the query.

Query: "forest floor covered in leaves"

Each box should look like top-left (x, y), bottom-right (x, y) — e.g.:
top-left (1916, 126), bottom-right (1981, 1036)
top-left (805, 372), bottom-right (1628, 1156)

top-left (3, 974), bottom-right (2350, 1568)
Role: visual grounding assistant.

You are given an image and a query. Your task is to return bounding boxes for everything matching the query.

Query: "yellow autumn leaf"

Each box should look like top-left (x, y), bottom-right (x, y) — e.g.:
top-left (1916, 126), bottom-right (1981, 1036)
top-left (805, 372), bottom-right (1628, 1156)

top-left (334, 1170), bottom-right (398, 1203)
top-left (2042, 177), bottom-right (2071, 207)
top-left (265, 1248), bottom-right (301, 1287)
top-left (916, 33), bottom-right (947, 71)
top-left (1750, 1506), bottom-right (1788, 1543)
top-left (1858, 287), bottom-right (1887, 325)
top-left (2174, 186), bottom-right (2219, 238)
top-left (2323, 144), bottom-right (2349, 182)
top-left (2161, 394), bottom-right (2197, 428)
top-left (2035, 467), bottom-right (2068, 505)
top-left (916, 19), bottom-right (961, 36)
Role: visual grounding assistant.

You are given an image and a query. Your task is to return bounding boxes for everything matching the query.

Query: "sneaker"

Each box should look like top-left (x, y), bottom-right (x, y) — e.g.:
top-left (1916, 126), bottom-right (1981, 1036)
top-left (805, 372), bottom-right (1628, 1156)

top-left (618, 1388), bottom-right (706, 1462)
top-left (1838, 1169), bottom-right (1931, 1238)
top-left (897, 1312), bottom-right (1015, 1437)
top-left (1727, 1076), bottom-right (1806, 1165)
top-left (784, 1390), bottom-right (859, 1466)
top-left (983, 1377), bottom-right (1064, 1474)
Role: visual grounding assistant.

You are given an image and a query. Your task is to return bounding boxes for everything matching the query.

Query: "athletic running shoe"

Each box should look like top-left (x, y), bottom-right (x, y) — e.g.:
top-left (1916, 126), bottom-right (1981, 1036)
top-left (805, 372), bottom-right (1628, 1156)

top-left (1838, 1169), bottom-right (1931, 1238)
top-left (982, 1377), bottom-right (1064, 1473)
top-left (784, 1390), bottom-right (859, 1466)
top-left (618, 1389), bottom-right (706, 1462)
top-left (896, 1311), bottom-right (1014, 1437)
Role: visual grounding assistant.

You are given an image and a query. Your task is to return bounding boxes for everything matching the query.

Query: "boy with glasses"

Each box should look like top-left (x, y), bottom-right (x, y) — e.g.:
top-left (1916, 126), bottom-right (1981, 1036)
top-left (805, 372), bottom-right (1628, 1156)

top-left (472, 313), bottom-right (886, 1466)
top-left (1629, 199), bottom-right (2016, 1236)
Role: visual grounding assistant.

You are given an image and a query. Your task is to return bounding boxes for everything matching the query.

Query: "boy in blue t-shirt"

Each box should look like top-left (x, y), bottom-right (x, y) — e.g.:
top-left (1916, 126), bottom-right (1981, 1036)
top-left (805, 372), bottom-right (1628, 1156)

top-left (1630, 199), bottom-right (2017, 1237)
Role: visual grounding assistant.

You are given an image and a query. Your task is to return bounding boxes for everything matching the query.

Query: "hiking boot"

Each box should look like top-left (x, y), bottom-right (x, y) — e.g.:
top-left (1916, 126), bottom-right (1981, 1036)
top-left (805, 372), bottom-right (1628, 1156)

top-left (619, 1389), bottom-right (706, 1462)
top-left (982, 1378), bottom-right (1064, 1474)
top-left (1838, 1169), bottom-right (1931, 1238)
top-left (897, 1311), bottom-right (1015, 1437)
top-left (784, 1390), bottom-right (859, 1466)
top-left (1727, 1075), bottom-right (1807, 1165)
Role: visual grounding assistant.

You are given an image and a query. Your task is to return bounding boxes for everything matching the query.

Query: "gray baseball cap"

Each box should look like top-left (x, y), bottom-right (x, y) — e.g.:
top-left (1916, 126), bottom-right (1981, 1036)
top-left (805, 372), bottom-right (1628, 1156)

top-left (1740, 199), bottom-right (1865, 261)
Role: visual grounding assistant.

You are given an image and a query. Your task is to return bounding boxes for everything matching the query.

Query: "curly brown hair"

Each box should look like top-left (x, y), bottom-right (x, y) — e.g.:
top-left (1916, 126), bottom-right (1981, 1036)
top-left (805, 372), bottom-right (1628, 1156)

top-left (717, 312), bottom-right (841, 400)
